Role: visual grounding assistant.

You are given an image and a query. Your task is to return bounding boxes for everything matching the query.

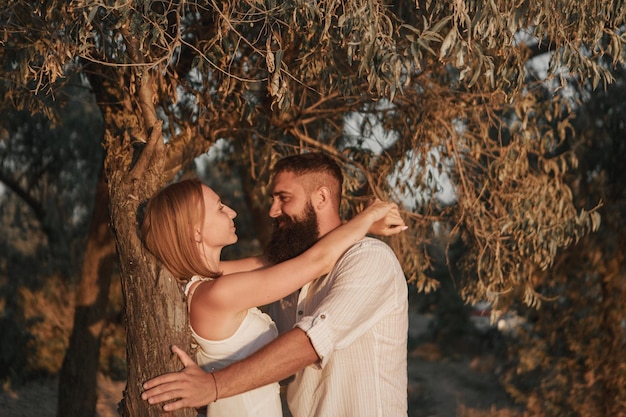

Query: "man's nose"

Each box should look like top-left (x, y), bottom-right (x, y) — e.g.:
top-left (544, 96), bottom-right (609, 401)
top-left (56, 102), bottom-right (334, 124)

top-left (269, 202), bottom-right (281, 218)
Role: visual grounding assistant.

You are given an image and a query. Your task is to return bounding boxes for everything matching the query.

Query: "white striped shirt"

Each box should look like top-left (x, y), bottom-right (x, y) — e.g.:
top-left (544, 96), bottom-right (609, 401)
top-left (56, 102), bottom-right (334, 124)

top-left (276, 237), bottom-right (408, 417)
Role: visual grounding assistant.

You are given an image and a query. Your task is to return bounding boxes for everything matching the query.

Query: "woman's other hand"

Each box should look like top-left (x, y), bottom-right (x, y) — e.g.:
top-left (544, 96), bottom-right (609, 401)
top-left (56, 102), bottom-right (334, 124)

top-left (364, 199), bottom-right (408, 236)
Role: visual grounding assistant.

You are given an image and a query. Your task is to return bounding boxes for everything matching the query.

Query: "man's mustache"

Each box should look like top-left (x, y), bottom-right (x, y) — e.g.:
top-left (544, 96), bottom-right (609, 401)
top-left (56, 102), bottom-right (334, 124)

top-left (273, 215), bottom-right (294, 229)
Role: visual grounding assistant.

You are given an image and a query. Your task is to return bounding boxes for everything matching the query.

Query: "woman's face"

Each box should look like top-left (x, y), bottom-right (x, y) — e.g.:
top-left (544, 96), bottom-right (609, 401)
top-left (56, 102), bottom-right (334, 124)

top-left (199, 185), bottom-right (238, 250)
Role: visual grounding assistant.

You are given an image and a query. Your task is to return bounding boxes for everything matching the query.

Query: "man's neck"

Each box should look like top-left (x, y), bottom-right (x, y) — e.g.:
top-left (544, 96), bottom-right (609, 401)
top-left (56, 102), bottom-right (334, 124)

top-left (317, 216), bottom-right (343, 238)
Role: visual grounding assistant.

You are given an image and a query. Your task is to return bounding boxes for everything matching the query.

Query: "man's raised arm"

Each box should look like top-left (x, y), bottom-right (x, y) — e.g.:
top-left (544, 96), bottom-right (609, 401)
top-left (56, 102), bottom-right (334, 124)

top-left (220, 256), bottom-right (266, 275)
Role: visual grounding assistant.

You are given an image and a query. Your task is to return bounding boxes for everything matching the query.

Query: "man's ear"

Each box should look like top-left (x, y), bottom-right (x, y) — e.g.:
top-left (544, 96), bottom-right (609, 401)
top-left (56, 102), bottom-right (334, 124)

top-left (312, 186), bottom-right (332, 211)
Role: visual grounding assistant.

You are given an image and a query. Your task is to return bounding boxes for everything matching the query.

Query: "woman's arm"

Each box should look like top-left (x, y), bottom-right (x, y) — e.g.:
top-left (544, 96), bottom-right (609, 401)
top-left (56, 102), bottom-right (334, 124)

top-left (206, 200), bottom-right (406, 312)
top-left (218, 207), bottom-right (403, 276)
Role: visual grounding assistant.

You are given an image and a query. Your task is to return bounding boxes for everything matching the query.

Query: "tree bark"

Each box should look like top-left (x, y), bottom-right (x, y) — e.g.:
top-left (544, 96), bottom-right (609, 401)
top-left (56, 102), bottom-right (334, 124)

top-left (57, 166), bottom-right (117, 417)
top-left (85, 62), bottom-right (195, 416)
top-left (108, 177), bottom-right (194, 417)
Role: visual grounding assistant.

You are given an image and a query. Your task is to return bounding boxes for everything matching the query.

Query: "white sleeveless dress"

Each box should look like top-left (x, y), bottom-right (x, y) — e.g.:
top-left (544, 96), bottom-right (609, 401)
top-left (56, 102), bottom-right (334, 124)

top-left (185, 276), bottom-right (283, 417)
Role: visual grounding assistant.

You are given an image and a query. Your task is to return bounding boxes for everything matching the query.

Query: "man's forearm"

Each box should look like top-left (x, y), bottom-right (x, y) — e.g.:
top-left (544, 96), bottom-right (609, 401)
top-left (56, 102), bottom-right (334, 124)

top-left (214, 327), bottom-right (318, 400)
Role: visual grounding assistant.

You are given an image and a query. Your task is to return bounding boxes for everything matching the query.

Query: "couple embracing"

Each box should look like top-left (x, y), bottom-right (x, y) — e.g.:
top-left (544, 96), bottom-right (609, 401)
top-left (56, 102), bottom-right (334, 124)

top-left (141, 152), bottom-right (409, 417)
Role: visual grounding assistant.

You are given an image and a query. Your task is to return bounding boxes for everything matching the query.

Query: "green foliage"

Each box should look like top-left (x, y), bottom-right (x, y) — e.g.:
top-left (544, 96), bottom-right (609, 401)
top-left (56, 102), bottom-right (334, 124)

top-left (0, 296), bottom-right (32, 381)
top-left (0, 81), bottom-right (109, 382)
top-left (3, 1), bottom-right (622, 307)
top-left (0, 80), bottom-right (103, 276)
top-left (1, 1), bottom-right (626, 414)
top-left (0, 273), bottom-right (70, 382)
top-left (501, 65), bottom-right (626, 417)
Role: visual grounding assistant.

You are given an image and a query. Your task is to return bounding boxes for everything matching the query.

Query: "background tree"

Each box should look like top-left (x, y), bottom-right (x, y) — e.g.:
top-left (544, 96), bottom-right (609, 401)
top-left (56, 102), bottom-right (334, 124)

top-left (501, 64), bottom-right (626, 417)
top-left (1, 1), bottom-right (624, 416)
top-left (0, 81), bottom-right (107, 384)
top-left (0, 82), bottom-right (103, 276)
top-left (0, 77), bottom-right (124, 417)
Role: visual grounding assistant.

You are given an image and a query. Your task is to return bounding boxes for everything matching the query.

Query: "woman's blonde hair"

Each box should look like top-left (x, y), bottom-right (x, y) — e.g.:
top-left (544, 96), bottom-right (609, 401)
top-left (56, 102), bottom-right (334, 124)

top-left (141, 179), bottom-right (221, 283)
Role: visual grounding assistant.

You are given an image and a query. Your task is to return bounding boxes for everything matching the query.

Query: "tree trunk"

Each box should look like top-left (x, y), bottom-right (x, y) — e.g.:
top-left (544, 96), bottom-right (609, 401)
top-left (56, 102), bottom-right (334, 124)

top-left (57, 166), bottom-right (117, 417)
top-left (85, 64), bottom-right (195, 416)
top-left (108, 176), bottom-right (194, 417)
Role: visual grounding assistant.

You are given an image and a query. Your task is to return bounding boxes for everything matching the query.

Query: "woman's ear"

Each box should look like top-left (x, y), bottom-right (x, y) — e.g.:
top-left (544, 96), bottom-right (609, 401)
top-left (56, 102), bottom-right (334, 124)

top-left (194, 228), bottom-right (202, 243)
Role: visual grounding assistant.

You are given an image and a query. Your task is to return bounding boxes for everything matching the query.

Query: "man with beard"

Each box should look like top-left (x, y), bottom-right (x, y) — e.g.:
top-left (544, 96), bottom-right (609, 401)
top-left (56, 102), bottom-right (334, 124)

top-left (264, 155), bottom-right (336, 336)
top-left (143, 152), bottom-right (409, 417)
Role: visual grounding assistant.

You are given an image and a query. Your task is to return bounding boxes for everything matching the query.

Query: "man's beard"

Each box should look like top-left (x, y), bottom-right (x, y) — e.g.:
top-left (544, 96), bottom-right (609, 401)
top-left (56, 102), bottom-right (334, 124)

top-left (264, 202), bottom-right (320, 264)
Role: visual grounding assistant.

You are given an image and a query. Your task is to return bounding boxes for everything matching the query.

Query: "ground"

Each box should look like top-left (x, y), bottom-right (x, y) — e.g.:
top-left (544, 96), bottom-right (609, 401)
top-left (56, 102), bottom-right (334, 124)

top-left (0, 313), bottom-right (521, 417)
top-left (0, 374), bottom-right (123, 417)
top-left (408, 347), bottom-right (520, 417)
top-left (0, 353), bottom-right (520, 417)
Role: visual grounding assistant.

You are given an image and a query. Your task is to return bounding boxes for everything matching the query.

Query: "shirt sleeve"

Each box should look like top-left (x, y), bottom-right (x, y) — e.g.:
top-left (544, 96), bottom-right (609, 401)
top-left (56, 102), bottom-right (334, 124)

top-left (295, 239), bottom-right (405, 368)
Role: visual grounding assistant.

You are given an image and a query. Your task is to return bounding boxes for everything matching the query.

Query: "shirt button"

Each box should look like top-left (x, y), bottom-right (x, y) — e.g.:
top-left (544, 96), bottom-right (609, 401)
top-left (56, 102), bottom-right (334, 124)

top-left (320, 314), bottom-right (326, 319)
top-left (298, 310), bottom-right (303, 315)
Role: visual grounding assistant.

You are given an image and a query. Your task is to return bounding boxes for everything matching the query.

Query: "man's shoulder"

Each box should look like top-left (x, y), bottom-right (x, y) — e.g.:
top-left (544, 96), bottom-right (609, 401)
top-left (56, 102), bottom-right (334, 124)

top-left (343, 237), bottom-right (400, 263)
top-left (332, 236), bottom-right (407, 292)
top-left (349, 236), bottom-right (394, 252)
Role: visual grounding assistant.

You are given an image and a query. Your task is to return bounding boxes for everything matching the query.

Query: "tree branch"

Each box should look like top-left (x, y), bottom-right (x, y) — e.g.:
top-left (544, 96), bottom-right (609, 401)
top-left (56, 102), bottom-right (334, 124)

top-left (0, 171), bottom-right (46, 224)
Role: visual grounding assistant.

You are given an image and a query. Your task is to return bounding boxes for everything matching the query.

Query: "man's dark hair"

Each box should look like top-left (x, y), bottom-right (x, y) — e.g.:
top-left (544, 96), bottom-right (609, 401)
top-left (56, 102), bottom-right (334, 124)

top-left (272, 152), bottom-right (343, 202)
top-left (272, 152), bottom-right (343, 183)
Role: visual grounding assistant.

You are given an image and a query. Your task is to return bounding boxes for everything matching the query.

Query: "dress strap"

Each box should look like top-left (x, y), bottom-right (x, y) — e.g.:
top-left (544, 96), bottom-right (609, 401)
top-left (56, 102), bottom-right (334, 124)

top-left (184, 275), bottom-right (214, 297)
top-left (184, 276), bottom-right (214, 353)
